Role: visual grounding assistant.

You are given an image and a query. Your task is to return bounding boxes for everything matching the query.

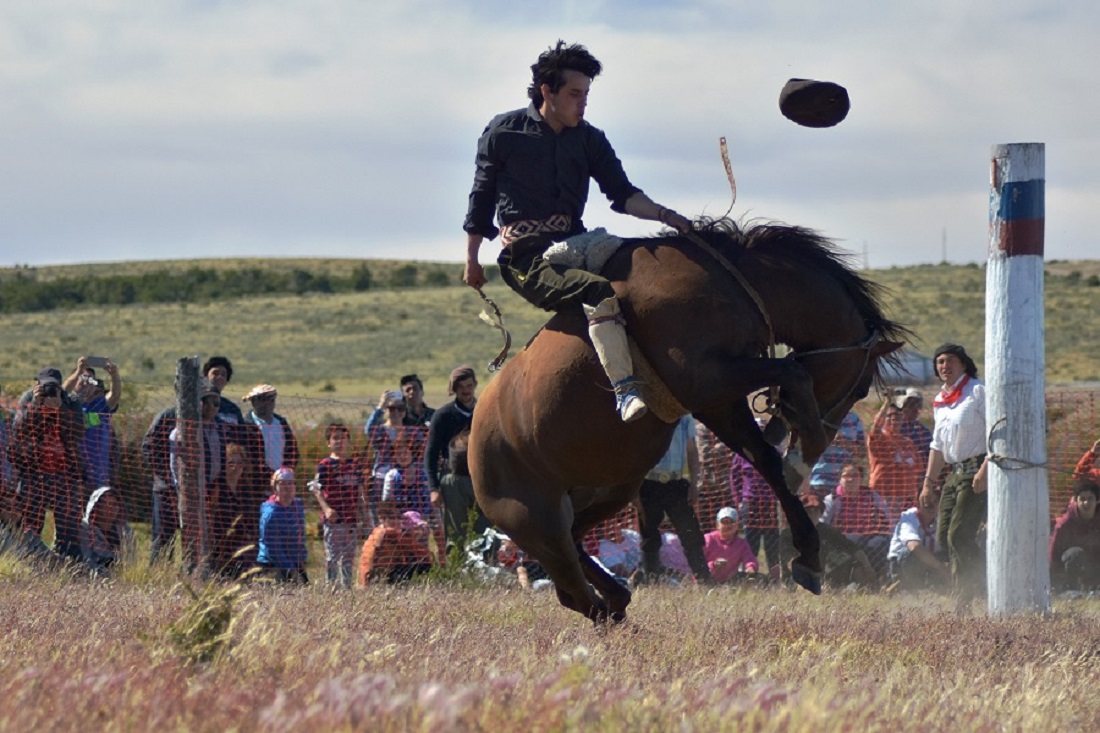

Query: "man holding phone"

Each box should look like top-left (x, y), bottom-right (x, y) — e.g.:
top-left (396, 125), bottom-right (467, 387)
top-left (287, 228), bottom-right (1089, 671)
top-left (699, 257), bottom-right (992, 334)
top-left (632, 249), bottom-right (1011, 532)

top-left (63, 356), bottom-right (123, 489)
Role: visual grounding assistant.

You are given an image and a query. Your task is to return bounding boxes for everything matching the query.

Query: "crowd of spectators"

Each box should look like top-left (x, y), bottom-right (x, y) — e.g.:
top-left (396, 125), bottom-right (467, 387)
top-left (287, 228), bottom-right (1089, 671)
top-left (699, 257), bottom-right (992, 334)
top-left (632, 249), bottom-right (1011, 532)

top-left (1, 353), bottom-right (1099, 600)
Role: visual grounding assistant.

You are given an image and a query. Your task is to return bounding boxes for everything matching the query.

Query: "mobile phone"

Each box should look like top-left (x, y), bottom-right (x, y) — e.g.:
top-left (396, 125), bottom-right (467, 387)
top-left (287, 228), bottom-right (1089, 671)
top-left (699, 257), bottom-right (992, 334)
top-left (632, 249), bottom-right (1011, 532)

top-left (85, 356), bottom-right (109, 369)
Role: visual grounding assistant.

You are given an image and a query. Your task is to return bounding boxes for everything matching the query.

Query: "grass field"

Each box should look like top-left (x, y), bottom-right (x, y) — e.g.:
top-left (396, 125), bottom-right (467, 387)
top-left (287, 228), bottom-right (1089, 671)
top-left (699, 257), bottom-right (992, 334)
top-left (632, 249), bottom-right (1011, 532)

top-left (1, 257), bottom-right (1098, 403)
top-left (1, 570), bottom-right (1097, 731)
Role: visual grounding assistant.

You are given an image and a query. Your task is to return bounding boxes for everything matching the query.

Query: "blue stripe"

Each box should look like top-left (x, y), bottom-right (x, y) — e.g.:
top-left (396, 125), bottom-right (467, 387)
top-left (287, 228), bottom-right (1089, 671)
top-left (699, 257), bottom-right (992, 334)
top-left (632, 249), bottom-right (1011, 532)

top-left (996, 179), bottom-right (1044, 222)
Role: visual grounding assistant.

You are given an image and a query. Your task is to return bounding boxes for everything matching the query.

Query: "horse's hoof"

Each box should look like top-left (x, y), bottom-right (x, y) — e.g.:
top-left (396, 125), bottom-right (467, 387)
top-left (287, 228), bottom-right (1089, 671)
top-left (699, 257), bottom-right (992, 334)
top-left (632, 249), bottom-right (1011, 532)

top-left (791, 560), bottom-right (822, 595)
top-left (610, 610), bottom-right (627, 624)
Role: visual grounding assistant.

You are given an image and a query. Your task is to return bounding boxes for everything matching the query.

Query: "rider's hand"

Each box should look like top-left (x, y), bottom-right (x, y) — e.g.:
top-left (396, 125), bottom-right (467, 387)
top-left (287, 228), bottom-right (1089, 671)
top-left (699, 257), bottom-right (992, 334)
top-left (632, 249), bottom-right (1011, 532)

top-left (660, 208), bottom-right (692, 234)
top-left (464, 261), bottom-right (487, 290)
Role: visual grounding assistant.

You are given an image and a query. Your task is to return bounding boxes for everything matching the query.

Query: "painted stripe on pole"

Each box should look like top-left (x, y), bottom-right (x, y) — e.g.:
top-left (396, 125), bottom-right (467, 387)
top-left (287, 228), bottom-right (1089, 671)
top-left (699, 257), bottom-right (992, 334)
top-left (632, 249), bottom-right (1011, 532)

top-left (990, 144), bottom-right (1045, 258)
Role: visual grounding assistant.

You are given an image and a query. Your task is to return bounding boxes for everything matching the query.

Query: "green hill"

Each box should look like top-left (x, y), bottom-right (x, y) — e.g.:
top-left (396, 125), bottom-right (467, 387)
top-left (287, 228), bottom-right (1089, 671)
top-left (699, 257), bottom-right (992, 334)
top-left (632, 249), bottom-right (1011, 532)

top-left (0, 257), bottom-right (1096, 400)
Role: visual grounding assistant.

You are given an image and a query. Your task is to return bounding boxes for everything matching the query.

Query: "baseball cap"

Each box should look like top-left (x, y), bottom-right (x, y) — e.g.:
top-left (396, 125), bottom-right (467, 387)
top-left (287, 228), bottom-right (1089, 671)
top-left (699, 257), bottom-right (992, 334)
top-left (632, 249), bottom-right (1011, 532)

top-left (893, 387), bottom-right (922, 410)
top-left (36, 367), bottom-right (62, 385)
top-left (716, 506), bottom-right (739, 523)
top-left (273, 467), bottom-right (295, 483)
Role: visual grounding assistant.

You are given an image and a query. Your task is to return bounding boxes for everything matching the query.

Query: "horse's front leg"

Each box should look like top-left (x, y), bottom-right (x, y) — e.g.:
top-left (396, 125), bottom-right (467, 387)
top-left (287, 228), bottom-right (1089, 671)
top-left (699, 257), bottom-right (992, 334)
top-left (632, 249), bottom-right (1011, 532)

top-left (696, 401), bottom-right (822, 595)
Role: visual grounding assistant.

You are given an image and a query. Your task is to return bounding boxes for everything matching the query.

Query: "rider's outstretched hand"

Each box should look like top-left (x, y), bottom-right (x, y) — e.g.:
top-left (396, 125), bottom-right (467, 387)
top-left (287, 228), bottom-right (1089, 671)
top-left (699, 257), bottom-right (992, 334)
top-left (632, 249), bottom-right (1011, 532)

top-left (659, 207), bottom-right (692, 234)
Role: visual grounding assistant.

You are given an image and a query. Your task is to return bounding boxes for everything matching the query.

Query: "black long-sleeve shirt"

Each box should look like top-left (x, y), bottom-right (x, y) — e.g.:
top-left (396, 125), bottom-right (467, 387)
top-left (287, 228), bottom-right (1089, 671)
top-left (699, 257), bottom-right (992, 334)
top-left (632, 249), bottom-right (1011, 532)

top-left (424, 400), bottom-right (475, 491)
top-left (464, 104), bottom-right (641, 241)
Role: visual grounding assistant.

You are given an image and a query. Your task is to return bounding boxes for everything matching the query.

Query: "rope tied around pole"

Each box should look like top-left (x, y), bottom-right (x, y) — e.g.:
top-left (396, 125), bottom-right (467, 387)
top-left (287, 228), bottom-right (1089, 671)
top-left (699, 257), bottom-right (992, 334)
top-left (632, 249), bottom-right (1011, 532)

top-left (985, 415), bottom-right (1078, 475)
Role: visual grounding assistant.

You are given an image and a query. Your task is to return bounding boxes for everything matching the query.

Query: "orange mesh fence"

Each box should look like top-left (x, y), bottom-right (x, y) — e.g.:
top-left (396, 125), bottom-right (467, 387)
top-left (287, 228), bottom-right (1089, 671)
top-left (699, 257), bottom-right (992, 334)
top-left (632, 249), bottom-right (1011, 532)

top-left (1, 381), bottom-right (1096, 585)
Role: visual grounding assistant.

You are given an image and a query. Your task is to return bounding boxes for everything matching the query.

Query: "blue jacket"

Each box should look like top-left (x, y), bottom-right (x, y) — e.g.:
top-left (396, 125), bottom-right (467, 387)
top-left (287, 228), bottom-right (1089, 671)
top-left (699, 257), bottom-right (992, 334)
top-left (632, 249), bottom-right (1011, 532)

top-left (257, 497), bottom-right (307, 569)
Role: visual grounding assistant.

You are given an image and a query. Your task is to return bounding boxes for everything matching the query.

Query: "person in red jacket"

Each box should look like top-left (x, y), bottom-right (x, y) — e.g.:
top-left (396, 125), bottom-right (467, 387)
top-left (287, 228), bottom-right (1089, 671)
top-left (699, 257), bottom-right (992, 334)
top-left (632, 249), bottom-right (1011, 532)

top-left (1074, 439), bottom-right (1100, 484)
top-left (1050, 479), bottom-right (1100, 593)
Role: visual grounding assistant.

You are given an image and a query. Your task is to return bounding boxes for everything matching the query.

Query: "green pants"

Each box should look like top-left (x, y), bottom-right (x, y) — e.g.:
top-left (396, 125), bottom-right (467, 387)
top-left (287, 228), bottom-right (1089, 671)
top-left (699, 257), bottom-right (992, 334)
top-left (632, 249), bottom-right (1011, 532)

top-left (497, 235), bottom-right (616, 312)
top-left (936, 468), bottom-right (988, 597)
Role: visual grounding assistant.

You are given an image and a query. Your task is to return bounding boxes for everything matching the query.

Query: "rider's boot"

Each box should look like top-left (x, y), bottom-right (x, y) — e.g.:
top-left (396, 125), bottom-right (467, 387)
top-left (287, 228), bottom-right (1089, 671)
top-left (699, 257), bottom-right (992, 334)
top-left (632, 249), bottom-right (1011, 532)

top-left (583, 297), bottom-right (648, 423)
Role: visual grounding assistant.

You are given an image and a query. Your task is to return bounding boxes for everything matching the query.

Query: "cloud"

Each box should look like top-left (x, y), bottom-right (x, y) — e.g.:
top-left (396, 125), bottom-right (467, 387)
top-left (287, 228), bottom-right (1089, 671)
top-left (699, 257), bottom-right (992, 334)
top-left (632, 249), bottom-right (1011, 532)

top-left (0, 1), bottom-right (1095, 267)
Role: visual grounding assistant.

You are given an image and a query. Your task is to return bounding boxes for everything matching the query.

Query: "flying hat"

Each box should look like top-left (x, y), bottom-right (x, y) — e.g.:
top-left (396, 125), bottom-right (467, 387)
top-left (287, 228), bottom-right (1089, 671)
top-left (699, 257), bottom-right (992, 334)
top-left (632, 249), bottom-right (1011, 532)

top-left (779, 78), bottom-right (850, 128)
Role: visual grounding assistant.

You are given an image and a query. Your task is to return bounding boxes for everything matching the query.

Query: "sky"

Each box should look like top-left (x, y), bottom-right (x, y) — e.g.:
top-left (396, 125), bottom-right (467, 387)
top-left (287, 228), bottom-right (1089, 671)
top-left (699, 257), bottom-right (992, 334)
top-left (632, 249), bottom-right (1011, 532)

top-left (2, 1), bottom-right (1097, 270)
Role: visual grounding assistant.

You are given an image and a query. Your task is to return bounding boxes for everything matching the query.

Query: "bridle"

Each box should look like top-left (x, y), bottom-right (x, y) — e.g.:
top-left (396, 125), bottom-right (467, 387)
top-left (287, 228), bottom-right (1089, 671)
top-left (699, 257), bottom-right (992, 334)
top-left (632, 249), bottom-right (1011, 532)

top-left (787, 329), bottom-right (882, 431)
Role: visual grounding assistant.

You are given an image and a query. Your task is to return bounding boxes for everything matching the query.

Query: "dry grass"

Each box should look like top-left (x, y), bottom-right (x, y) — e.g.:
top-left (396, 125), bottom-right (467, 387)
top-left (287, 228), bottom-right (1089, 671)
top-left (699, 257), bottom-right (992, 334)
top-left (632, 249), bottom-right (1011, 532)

top-left (1, 571), bottom-right (1097, 731)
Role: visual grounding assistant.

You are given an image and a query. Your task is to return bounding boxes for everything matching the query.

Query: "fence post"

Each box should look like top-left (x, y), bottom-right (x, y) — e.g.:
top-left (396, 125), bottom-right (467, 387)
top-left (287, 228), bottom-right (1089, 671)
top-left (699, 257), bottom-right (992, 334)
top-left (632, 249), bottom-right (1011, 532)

top-left (175, 356), bottom-right (208, 577)
top-left (985, 142), bottom-right (1050, 614)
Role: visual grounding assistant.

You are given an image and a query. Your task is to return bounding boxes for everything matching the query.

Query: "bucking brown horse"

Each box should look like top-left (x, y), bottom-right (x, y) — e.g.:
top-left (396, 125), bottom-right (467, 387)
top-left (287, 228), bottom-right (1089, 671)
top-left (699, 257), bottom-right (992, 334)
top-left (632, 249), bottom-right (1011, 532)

top-left (469, 219), bottom-right (907, 623)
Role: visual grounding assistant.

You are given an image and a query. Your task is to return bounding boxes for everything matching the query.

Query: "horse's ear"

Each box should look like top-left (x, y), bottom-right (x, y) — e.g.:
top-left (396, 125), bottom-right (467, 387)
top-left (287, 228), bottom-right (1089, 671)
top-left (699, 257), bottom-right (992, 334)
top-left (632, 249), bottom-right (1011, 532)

top-left (872, 341), bottom-right (904, 358)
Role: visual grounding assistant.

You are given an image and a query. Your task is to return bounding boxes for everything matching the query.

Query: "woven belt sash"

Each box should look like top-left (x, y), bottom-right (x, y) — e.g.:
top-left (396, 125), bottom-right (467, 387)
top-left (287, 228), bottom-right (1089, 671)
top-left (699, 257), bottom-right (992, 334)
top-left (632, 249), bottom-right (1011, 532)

top-left (500, 215), bottom-right (572, 246)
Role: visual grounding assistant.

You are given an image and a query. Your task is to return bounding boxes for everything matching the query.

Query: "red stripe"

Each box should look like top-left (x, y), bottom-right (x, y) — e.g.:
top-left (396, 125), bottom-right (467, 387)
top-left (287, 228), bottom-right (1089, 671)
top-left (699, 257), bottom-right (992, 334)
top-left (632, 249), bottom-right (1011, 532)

top-left (995, 218), bottom-right (1044, 257)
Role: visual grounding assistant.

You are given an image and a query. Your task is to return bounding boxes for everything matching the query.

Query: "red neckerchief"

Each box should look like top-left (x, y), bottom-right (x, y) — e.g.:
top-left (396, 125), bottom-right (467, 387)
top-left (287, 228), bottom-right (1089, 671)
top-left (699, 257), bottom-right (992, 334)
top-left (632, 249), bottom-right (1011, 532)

top-left (933, 375), bottom-right (970, 408)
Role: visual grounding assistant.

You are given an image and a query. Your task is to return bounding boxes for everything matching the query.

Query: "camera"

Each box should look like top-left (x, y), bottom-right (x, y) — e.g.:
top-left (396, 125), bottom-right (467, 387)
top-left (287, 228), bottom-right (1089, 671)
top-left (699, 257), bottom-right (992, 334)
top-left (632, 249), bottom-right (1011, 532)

top-left (40, 384), bottom-right (59, 398)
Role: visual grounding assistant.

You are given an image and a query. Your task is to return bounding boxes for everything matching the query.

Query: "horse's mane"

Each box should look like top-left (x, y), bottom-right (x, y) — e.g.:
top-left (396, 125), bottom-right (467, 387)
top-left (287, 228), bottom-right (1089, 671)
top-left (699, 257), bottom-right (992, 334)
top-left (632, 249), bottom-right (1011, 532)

top-left (662, 217), bottom-right (912, 385)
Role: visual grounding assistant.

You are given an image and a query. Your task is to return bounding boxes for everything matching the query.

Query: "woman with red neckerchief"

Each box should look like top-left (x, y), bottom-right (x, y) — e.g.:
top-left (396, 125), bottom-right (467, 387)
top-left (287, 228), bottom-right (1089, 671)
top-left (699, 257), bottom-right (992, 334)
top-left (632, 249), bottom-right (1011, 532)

top-left (918, 343), bottom-right (988, 612)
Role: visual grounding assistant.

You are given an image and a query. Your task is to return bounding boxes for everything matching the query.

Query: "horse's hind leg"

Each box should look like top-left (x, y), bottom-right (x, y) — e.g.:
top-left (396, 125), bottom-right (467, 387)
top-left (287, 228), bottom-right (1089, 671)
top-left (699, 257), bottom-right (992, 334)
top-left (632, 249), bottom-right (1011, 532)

top-left (484, 489), bottom-right (611, 622)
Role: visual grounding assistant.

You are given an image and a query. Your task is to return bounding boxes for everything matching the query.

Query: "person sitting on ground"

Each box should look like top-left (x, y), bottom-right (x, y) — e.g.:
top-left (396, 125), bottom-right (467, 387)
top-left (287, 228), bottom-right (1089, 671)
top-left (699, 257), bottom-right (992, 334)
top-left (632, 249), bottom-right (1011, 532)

top-left (1049, 479), bottom-right (1100, 593)
top-left (79, 486), bottom-right (134, 574)
top-left (1074, 439), bottom-right (1100, 485)
top-left (358, 505), bottom-right (434, 586)
top-left (822, 463), bottom-right (893, 578)
top-left (886, 491), bottom-right (950, 593)
top-left (780, 494), bottom-right (879, 590)
top-left (703, 506), bottom-right (760, 584)
top-left (497, 533), bottom-right (549, 589)
top-left (596, 519), bottom-right (642, 579)
top-left (257, 467), bottom-right (308, 583)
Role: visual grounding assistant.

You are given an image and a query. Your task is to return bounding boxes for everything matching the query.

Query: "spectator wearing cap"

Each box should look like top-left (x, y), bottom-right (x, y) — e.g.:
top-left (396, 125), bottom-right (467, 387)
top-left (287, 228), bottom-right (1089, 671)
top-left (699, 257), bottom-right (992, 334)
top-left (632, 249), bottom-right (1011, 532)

top-left (62, 356), bottom-right (122, 490)
top-left (867, 398), bottom-right (921, 522)
top-left (887, 490), bottom-right (949, 593)
top-left (9, 367), bottom-right (86, 560)
top-left (243, 383), bottom-right (299, 474)
top-left (425, 367), bottom-right (478, 517)
top-left (918, 343), bottom-right (988, 610)
top-left (202, 356), bottom-right (245, 425)
top-left (257, 467), bottom-right (308, 583)
top-left (780, 493), bottom-right (879, 590)
top-left (895, 387), bottom-right (932, 466)
top-left (635, 415), bottom-right (712, 585)
top-left (363, 374), bottom-right (437, 433)
top-left (703, 507), bottom-right (759, 583)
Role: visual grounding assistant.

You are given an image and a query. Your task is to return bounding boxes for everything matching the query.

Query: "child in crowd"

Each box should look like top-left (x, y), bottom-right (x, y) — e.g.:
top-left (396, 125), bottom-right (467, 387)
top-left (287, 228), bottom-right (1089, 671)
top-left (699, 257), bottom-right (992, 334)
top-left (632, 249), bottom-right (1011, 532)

top-left (703, 507), bottom-right (759, 583)
top-left (310, 423), bottom-right (365, 588)
top-left (80, 486), bottom-right (134, 574)
top-left (1050, 479), bottom-right (1100, 593)
top-left (257, 467), bottom-right (308, 583)
top-left (358, 505), bottom-right (434, 586)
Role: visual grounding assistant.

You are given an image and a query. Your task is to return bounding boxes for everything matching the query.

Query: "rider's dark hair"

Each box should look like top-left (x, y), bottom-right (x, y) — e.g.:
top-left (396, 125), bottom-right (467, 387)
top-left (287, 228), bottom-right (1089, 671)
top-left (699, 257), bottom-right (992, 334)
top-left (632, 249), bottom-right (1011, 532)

top-left (528, 41), bottom-right (602, 107)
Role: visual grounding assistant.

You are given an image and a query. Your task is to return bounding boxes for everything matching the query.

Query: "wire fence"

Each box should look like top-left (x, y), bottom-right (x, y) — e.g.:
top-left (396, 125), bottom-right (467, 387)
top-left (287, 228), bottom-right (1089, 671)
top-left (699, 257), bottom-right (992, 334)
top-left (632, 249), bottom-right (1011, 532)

top-left (1, 379), bottom-right (1097, 585)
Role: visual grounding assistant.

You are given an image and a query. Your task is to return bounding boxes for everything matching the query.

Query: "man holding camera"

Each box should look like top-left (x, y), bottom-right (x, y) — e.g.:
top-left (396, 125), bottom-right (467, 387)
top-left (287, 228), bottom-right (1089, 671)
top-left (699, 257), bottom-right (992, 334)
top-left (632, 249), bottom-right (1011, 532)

top-left (63, 356), bottom-right (122, 489)
top-left (10, 367), bottom-right (87, 560)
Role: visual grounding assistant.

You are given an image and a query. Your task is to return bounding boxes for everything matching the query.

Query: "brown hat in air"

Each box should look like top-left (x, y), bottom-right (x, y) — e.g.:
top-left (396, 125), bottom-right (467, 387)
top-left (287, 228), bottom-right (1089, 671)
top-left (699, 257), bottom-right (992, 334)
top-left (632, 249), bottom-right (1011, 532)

top-left (779, 78), bottom-right (850, 128)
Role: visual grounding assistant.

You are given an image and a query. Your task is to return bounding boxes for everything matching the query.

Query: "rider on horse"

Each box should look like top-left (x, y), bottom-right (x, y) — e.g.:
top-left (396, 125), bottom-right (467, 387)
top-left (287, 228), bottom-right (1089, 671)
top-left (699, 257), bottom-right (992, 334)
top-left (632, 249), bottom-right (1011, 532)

top-left (462, 40), bottom-right (692, 423)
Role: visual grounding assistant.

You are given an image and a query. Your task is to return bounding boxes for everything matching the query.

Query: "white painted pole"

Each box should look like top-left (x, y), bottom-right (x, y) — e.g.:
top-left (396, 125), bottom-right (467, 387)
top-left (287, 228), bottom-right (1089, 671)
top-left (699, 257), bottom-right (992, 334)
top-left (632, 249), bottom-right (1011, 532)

top-left (985, 142), bottom-right (1050, 615)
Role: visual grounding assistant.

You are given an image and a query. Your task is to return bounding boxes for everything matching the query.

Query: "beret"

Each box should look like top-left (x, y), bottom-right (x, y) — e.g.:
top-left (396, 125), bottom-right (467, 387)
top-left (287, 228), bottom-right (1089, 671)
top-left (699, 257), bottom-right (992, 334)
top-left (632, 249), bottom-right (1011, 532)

top-left (779, 78), bottom-right (850, 128)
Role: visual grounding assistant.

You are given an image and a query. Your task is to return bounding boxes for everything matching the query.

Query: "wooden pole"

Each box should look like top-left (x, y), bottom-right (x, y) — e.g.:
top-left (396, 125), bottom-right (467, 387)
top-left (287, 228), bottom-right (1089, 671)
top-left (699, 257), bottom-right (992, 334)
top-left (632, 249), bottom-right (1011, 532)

top-left (175, 355), bottom-right (208, 577)
top-left (985, 142), bottom-right (1050, 614)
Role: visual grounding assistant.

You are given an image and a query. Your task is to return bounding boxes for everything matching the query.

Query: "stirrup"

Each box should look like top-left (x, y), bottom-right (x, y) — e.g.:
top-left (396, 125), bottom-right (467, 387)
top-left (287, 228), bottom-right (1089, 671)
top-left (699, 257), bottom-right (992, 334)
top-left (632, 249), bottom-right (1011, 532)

top-left (613, 378), bottom-right (648, 423)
